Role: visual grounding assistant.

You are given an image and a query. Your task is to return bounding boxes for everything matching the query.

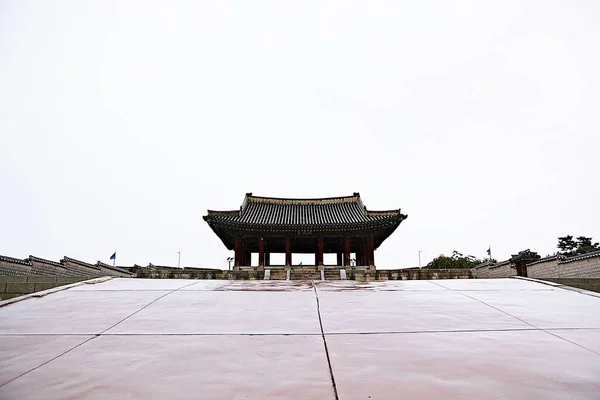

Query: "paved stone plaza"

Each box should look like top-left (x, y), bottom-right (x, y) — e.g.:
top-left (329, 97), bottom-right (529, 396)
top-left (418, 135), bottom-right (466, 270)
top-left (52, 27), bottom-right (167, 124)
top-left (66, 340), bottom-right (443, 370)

top-left (1, 278), bottom-right (599, 399)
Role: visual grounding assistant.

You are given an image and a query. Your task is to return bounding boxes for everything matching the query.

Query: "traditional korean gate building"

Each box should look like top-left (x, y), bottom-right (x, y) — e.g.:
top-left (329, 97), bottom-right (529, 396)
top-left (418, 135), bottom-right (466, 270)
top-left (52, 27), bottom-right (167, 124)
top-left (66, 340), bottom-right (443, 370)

top-left (203, 193), bottom-right (407, 271)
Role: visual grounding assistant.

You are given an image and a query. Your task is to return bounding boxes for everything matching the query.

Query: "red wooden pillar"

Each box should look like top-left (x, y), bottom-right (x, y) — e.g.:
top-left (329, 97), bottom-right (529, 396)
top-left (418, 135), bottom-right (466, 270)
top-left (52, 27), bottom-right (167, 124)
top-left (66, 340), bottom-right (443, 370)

top-left (317, 238), bottom-right (324, 266)
top-left (234, 237), bottom-right (242, 267)
top-left (344, 238), bottom-right (351, 266)
top-left (258, 238), bottom-right (265, 268)
top-left (367, 236), bottom-right (375, 266)
top-left (285, 237), bottom-right (292, 267)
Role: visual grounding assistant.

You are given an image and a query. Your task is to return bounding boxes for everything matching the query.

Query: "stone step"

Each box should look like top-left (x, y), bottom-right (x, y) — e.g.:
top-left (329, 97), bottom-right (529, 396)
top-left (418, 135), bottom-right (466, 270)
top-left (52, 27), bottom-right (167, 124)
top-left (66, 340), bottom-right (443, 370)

top-left (291, 268), bottom-right (319, 273)
top-left (268, 271), bottom-right (287, 280)
top-left (290, 273), bottom-right (321, 280)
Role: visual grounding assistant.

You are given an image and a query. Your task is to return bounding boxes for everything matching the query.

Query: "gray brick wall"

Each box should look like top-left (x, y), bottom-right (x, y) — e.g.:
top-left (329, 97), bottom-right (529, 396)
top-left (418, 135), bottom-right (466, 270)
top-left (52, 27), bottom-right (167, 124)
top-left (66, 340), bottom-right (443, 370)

top-left (0, 256), bottom-right (32, 276)
top-left (1, 254), bottom-right (133, 279)
top-left (527, 259), bottom-right (561, 278)
top-left (471, 262), bottom-right (516, 278)
top-left (471, 254), bottom-right (600, 279)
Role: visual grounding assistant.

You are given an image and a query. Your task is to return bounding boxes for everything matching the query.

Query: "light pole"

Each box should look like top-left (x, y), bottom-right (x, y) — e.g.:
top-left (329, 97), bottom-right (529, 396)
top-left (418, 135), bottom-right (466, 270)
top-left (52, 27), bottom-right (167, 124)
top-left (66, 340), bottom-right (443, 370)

top-left (177, 251), bottom-right (181, 268)
top-left (418, 251), bottom-right (422, 269)
top-left (227, 257), bottom-right (234, 271)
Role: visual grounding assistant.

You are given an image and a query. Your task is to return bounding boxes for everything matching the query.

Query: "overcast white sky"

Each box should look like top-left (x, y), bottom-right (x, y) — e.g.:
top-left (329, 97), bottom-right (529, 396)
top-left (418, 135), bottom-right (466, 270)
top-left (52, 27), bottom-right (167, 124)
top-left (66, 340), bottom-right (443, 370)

top-left (1, 0), bottom-right (599, 269)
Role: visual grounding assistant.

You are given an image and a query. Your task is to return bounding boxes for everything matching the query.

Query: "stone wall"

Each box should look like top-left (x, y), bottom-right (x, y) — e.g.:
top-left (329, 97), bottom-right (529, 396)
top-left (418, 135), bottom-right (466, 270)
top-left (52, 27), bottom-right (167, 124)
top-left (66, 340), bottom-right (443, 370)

top-left (471, 261), bottom-right (516, 279)
top-left (526, 256), bottom-right (562, 278)
top-left (529, 252), bottom-right (600, 278)
top-left (0, 254), bottom-right (133, 278)
top-left (0, 276), bottom-right (86, 300)
top-left (0, 256), bottom-right (33, 276)
top-left (471, 251), bottom-right (600, 280)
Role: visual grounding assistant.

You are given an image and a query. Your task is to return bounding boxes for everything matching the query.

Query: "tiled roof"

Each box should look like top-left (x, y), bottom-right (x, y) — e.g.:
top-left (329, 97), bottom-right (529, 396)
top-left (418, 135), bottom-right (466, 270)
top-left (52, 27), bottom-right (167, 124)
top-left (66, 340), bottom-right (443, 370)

top-left (471, 260), bottom-right (511, 270)
top-left (0, 255), bottom-right (32, 266)
top-left (527, 254), bottom-right (563, 266)
top-left (28, 255), bottom-right (63, 267)
top-left (61, 256), bottom-right (101, 270)
top-left (561, 250), bottom-right (600, 263)
top-left (204, 193), bottom-right (406, 228)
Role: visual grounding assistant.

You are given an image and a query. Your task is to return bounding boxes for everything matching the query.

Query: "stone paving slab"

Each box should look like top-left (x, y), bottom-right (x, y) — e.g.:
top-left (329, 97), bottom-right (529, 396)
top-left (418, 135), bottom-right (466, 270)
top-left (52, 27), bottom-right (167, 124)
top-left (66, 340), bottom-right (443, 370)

top-left (107, 290), bottom-right (321, 334)
top-left (0, 335), bottom-right (94, 386)
top-left (0, 335), bottom-right (334, 400)
top-left (68, 278), bottom-right (200, 291)
top-left (463, 289), bottom-right (600, 329)
top-left (326, 330), bottom-right (600, 400)
top-left (547, 329), bottom-right (600, 354)
top-left (314, 279), bottom-right (447, 291)
top-left (430, 277), bottom-right (558, 291)
top-left (0, 290), bottom-right (169, 334)
top-left (0, 278), bottom-right (599, 399)
top-left (317, 289), bottom-right (529, 333)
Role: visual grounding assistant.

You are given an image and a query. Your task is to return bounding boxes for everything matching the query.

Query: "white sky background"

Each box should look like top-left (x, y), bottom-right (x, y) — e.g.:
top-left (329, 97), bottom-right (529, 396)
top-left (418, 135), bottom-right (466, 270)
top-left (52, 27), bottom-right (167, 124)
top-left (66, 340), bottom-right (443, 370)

top-left (1, 0), bottom-right (599, 269)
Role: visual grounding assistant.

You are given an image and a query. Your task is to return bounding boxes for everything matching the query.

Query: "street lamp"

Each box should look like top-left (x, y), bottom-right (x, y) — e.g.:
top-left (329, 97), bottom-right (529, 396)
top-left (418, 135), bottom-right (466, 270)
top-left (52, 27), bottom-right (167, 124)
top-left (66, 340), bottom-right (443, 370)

top-left (418, 251), bottom-right (422, 269)
top-left (226, 257), bottom-right (234, 271)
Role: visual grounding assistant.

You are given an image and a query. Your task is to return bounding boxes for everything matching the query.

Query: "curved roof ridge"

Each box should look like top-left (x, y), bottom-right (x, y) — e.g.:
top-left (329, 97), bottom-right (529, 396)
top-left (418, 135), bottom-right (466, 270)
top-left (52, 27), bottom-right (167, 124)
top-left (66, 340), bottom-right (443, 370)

top-left (206, 210), bottom-right (240, 216)
top-left (245, 192), bottom-right (361, 205)
top-left (365, 209), bottom-right (402, 215)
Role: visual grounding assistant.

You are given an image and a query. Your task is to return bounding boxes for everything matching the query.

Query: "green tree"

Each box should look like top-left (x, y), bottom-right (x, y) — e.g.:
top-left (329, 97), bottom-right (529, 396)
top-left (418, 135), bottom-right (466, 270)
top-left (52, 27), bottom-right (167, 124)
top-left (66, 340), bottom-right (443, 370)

top-left (557, 235), bottom-right (599, 256)
top-left (425, 251), bottom-right (484, 269)
top-left (557, 235), bottom-right (577, 256)
top-left (575, 236), bottom-right (600, 255)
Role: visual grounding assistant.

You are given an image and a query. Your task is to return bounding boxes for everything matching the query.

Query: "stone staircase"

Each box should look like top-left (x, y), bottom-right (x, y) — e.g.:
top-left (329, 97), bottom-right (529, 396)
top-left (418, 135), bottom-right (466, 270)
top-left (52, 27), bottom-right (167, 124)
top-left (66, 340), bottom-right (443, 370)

top-left (324, 268), bottom-right (344, 280)
top-left (289, 267), bottom-right (321, 281)
top-left (266, 269), bottom-right (287, 280)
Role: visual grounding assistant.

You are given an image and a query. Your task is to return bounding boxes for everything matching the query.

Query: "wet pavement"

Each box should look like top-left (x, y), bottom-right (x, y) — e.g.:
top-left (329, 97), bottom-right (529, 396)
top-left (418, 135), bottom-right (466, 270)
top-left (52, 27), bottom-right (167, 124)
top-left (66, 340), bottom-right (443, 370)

top-left (1, 278), bottom-right (599, 399)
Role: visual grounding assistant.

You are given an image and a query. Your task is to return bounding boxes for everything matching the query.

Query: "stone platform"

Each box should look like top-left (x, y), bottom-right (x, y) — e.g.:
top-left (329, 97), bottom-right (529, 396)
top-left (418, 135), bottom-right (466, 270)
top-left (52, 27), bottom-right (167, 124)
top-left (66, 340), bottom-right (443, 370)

top-left (1, 277), bottom-right (599, 399)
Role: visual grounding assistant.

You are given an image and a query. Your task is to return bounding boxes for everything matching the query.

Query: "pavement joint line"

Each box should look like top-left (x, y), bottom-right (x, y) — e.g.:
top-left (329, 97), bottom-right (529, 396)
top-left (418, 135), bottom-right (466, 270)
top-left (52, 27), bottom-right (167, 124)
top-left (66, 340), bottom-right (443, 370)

top-left (0, 335), bottom-right (96, 389)
top-left (3, 328), bottom-right (599, 337)
top-left (99, 281), bottom-right (201, 335)
top-left (0, 281), bottom-right (201, 389)
top-left (428, 281), bottom-right (600, 356)
top-left (511, 276), bottom-right (600, 298)
top-left (311, 281), bottom-right (339, 400)
top-left (455, 289), bottom-right (600, 357)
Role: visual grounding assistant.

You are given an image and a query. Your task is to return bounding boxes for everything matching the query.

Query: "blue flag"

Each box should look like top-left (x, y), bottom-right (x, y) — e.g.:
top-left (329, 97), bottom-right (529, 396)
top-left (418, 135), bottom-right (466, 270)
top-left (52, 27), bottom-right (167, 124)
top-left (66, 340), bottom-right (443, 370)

top-left (486, 247), bottom-right (491, 256)
top-left (110, 252), bottom-right (116, 260)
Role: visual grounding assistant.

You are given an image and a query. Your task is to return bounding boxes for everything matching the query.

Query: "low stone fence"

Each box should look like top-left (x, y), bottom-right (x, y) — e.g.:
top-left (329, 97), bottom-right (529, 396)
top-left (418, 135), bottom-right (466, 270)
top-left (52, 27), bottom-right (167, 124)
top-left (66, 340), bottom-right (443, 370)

top-left (135, 265), bottom-right (228, 279)
top-left (133, 265), bottom-right (471, 281)
top-left (374, 268), bottom-right (471, 280)
top-left (0, 276), bottom-right (87, 300)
